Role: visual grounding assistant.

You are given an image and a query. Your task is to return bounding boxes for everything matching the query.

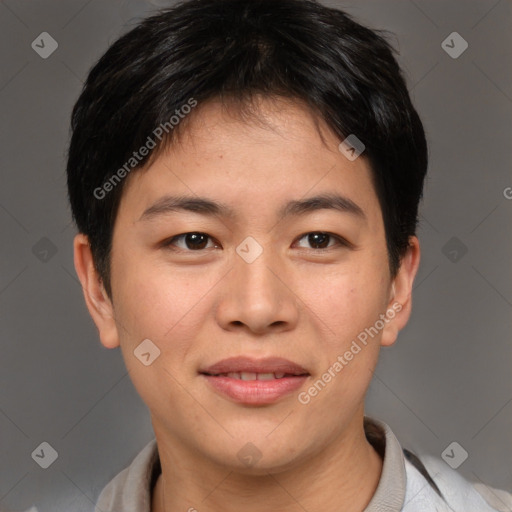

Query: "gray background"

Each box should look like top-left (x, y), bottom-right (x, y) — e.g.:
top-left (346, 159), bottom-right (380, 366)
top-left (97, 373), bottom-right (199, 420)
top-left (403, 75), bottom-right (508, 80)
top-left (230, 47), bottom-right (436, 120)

top-left (1, 0), bottom-right (511, 511)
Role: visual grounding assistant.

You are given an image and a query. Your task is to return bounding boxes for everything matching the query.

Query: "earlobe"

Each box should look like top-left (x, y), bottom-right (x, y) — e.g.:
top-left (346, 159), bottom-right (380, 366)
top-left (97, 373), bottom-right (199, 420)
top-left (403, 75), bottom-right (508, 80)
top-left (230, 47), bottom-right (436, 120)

top-left (73, 233), bottom-right (120, 349)
top-left (380, 236), bottom-right (421, 347)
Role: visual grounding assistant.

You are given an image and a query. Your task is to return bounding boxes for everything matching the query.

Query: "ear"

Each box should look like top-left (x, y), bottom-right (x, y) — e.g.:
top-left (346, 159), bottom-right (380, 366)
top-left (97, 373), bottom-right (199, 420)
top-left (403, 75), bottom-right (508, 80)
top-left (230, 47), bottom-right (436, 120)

top-left (73, 233), bottom-right (120, 349)
top-left (380, 236), bottom-right (421, 347)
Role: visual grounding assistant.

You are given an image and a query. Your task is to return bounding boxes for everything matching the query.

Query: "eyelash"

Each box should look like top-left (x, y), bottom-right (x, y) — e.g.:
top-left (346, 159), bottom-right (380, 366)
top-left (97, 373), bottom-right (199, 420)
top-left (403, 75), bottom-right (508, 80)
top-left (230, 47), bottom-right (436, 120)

top-left (162, 231), bottom-right (350, 252)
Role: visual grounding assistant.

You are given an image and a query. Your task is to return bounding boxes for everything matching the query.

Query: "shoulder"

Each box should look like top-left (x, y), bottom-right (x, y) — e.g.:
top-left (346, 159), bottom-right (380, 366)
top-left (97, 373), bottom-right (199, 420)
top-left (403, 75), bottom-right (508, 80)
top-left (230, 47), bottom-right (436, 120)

top-left (403, 450), bottom-right (512, 512)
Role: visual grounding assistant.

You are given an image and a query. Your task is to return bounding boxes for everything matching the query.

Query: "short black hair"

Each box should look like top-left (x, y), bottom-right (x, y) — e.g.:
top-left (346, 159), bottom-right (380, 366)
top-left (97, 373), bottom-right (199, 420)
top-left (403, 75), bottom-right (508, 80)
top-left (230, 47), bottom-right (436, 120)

top-left (66, 0), bottom-right (428, 300)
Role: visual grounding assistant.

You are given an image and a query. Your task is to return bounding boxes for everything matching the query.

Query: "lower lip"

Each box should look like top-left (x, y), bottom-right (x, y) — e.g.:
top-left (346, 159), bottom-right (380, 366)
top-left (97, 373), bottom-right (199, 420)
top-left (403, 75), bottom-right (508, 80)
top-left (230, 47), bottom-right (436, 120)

top-left (201, 374), bottom-right (309, 405)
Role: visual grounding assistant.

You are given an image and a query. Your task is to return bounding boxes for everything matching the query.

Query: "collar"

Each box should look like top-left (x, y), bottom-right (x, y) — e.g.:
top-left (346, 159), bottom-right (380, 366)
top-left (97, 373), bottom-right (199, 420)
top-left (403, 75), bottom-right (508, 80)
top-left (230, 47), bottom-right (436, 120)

top-left (363, 416), bottom-right (407, 511)
top-left (94, 416), bottom-right (408, 512)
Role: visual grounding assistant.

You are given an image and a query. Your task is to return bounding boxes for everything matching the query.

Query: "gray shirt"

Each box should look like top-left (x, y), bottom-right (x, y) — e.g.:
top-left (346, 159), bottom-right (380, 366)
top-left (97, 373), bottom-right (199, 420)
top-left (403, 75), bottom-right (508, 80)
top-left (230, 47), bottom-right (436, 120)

top-left (94, 416), bottom-right (512, 512)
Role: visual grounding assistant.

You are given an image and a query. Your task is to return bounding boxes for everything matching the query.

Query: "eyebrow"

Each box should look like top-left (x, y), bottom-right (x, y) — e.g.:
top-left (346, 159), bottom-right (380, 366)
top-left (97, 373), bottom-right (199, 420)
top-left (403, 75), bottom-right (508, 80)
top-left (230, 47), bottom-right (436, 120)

top-left (138, 193), bottom-right (366, 222)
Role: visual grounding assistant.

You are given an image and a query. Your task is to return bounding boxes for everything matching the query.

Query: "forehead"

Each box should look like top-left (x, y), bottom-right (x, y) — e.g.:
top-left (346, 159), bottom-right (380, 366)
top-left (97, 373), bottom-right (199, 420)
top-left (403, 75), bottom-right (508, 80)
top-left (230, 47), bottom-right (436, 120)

top-left (117, 97), bottom-right (381, 227)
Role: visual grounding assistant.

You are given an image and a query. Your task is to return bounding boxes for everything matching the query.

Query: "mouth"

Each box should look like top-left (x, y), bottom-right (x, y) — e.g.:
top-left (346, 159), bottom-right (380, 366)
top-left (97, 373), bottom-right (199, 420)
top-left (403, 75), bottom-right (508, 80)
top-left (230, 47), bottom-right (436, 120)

top-left (199, 357), bottom-right (310, 405)
top-left (203, 371), bottom-right (298, 380)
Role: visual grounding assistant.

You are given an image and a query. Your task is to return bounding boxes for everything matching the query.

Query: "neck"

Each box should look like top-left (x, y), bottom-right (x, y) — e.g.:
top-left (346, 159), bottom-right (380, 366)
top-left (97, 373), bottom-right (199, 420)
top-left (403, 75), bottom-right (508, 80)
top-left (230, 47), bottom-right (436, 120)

top-left (152, 415), bottom-right (383, 512)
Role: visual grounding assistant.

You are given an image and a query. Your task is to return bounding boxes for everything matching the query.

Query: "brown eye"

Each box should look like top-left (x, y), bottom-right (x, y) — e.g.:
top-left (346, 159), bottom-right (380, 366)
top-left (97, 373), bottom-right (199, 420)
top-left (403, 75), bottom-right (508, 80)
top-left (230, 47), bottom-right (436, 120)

top-left (164, 232), bottom-right (216, 251)
top-left (295, 232), bottom-right (344, 250)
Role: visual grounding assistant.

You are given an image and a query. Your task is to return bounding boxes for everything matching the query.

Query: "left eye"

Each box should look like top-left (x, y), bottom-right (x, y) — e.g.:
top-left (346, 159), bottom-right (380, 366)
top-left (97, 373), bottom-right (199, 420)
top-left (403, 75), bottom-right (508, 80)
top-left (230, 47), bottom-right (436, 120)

top-left (163, 231), bottom-right (346, 251)
top-left (164, 232), bottom-right (218, 251)
top-left (294, 232), bottom-right (345, 250)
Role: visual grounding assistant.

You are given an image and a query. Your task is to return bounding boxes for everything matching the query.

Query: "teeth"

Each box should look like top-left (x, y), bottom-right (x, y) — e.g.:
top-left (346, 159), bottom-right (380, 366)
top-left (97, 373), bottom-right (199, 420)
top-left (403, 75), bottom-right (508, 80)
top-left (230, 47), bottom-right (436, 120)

top-left (217, 372), bottom-right (289, 380)
top-left (258, 373), bottom-right (275, 381)
top-left (240, 372), bottom-right (258, 381)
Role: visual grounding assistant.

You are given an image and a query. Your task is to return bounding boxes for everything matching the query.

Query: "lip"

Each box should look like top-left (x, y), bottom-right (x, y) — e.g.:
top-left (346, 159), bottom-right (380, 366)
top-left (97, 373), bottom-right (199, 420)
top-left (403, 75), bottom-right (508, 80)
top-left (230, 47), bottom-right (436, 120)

top-left (201, 356), bottom-right (309, 376)
top-left (199, 357), bottom-right (310, 405)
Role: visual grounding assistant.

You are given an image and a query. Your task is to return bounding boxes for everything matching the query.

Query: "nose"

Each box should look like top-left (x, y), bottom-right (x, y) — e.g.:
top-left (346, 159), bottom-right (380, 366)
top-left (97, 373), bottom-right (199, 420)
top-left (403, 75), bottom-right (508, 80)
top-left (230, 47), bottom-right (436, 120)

top-left (214, 241), bottom-right (299, 335)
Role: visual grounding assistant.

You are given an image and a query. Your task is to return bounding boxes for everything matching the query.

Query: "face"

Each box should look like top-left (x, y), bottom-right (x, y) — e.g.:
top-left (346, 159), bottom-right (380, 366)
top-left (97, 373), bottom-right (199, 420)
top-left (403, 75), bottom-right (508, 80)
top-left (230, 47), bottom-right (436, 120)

top-left (76, 97), bottom-right (418, 473)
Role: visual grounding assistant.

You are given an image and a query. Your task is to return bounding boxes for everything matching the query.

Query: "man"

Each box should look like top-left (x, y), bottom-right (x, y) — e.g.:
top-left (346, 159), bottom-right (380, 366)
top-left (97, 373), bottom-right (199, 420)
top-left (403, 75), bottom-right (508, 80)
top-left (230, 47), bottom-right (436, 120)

top-left (66, 0), bottom-right (512, 510)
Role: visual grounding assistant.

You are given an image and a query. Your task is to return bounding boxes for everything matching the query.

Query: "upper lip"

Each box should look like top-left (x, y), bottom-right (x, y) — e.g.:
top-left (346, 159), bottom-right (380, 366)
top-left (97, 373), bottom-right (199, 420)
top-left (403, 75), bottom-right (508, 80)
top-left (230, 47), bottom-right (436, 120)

top-left (200, 357), bottom-right (309, 376)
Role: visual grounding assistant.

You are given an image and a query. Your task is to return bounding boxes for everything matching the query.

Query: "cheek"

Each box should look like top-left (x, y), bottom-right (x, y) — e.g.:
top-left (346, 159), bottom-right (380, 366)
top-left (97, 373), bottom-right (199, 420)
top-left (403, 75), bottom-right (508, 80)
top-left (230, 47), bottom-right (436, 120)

top-left (111, 260), bottom-right (212, 410)
top-left (304, 264), bottom-right (388, 349)
top-left (111, 255), bottom-right (214, 359)
top-left (296, 272), bottom-right (384, 419)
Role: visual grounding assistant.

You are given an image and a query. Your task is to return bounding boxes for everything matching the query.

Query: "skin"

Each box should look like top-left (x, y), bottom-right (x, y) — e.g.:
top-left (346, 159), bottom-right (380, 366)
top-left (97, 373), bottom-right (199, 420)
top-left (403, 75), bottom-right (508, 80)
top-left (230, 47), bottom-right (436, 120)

top-left (74, 96), bottom-right (420, 512)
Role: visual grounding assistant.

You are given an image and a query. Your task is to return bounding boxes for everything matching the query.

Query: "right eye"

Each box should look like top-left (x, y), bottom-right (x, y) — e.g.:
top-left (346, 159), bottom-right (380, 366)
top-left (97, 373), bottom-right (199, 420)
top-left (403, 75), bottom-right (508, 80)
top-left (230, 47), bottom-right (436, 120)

top-left (162, 232), bottom-right (220, 251)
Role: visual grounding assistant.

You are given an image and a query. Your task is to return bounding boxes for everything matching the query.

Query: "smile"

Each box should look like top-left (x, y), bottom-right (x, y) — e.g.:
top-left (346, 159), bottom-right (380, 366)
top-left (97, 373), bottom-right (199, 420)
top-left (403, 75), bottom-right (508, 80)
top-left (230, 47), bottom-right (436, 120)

top-left (209, 372), bottom-right (288, 380)
top-left (199, 357), bottom-right (310, 405)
